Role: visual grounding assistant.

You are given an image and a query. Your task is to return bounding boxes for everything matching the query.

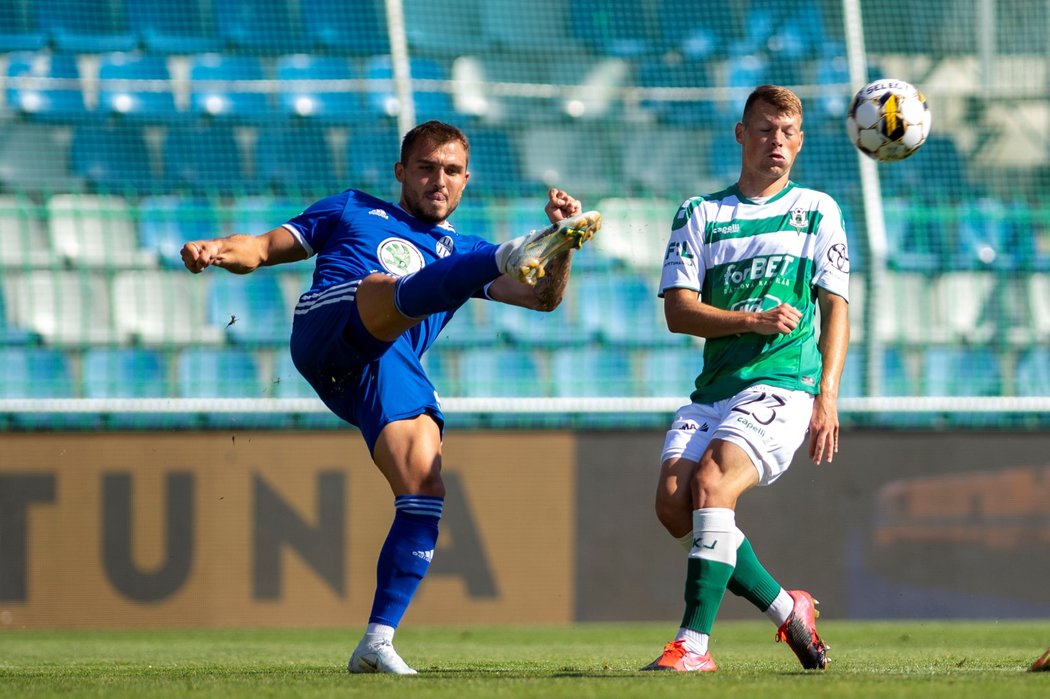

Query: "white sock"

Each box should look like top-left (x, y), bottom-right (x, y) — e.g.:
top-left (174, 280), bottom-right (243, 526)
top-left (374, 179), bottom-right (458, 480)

top-left (676, 531), bottom-right (693, 552)
top-left (363, 623), bottom-right (395, 646)
top-left (764, 589), bottom-right (795, 627)
top-left (675, 627), bottom-right (709, 655)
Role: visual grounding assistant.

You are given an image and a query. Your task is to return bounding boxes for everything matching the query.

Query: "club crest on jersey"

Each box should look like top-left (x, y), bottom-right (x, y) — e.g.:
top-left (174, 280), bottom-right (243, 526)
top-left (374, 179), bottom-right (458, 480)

top-left (789, 207), bottom-right (809, 233)
top-left (435, 235), bottom-right (454, 258)
top-left (377, 238), bottom-right (425, 277)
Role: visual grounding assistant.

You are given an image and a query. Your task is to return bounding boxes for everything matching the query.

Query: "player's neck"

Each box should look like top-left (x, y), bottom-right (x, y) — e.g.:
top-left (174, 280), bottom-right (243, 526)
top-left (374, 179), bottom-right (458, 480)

top-left (736, 174), bottom-right (790, 201)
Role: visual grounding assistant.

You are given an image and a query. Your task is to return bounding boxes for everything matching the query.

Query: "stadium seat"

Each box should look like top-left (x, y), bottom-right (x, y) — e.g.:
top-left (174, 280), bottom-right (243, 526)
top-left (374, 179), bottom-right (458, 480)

top-left (1014, 349), bottom-right (1050, 397)
top-left (271, 351), bottom-right (341, 427)
top-left (276, 55), bottom-right (359, 123)
top-left (299, 0), bottom-right (389, 55)
top-left (7, 270), bottom-right (124, 345)
top-left (163, 125), bottom-right (252, 195)
top-left (590, 197), bottom-right (677, 271)
top-left (5, 52), bottom-right (88, 120)
top-left (34, 0), bottom-right (137, 52)
top-left (880, 136), bottom-right (969, 199)
top-left (437, 300), bottom-right (497, 348)
top-left (0, 123), bottom-right (76, 193)
top-left (568, 0), bottom-right (658, 57)
top-left (1028, 274), bottom-right (1050, 342)
top-left (0, 284), bottom-right (34, 344)
top-left (922, 347), bottom-right (1002, 397)
top-left (481, 2), bottom-right (570, 52)
top-left (519, 126), bottom-right (618, 200)
top-left (47, 194), bottom-right (156, 269)
top-left (137, 196), bottom-right (218, 268)
top-left (112, 270), bottom-right (225, 346)
top-left (0, 0), bottom-right (46, 51)
top-left (620, 126), bottom-right (710, 198)
top-left (578, 272), bottom-right (676, 347)
top-left (638, 346), bottom-right (703, 399)
top-left (188, 54), bottom-right (271, 122)
top-left (96, 53), bottom-right (178, 122)
top-left (463, 127), bottom-right (531, 197)
top-left (254, 124), bottom-right (341, 196)
top-left (840, 346), bottom-right (912, 397)
top-left (793, 126), bottom-right (858, 198)
top-left (124, 0), bottom-right (222, 54)
top-left (70, 125), bottom-right (157, 194)
top-left (362, 55), bottom-right (456, 123)
top-left (723, 51), bottom-right (769, 120)
top-left (0, 194), bottom-right (54, 268)
top-left (177, 348), bottom-right (263, 397)
top-left (550, 346), bottom-right (635, 397)
top-left (488, 291), bottom-right (594, 348)
top-left (0, 347), bottom-right (84, 429)
top-left (220, 196), bottom-right (302, 236)
top-left (402, 0), bottom-right (489, 56)
top-left (206, 269), bottom-right (291, 345)
top-left (812, 45), bottom-right (852, 122)
top-left (211, 0), bottom-right (306, 54)
top-left (455, 347), bottom-right (546, 398)
top-left (81, 347), bottom-right (187, 429)
top-left (345, 124), bottom-right (401, 196)
top-left (881, 197), bottom-right (947, 272)
top-left (655, 0), bottom-right (725, 60)
top-left (636, 55), bottom-right (718, 127)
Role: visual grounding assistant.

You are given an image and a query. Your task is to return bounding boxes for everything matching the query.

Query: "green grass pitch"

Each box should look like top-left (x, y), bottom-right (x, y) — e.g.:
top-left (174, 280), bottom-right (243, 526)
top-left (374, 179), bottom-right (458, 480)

top-left (1, 621), bottom-right (1047, 698)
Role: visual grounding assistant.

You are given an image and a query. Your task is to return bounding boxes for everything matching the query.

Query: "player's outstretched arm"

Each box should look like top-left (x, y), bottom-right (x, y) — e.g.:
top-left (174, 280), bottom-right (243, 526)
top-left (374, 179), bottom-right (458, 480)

top-left (181, 227), bottom-right (307, 274)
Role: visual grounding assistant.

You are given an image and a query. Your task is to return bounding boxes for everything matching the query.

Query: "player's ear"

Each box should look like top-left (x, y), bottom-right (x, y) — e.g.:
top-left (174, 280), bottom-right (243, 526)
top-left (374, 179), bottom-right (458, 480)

top-left (394, 161), bottom-right (405, 183)
top-left (735, 122), bottom-right (744, 144)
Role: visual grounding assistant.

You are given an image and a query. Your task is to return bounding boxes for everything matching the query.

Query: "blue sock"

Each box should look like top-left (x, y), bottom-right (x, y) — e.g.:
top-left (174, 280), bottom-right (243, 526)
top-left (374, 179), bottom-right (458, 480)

top-left (393, 244), bottom-right (500, 318)
top-left (368, 495), bottom-right (444, 628)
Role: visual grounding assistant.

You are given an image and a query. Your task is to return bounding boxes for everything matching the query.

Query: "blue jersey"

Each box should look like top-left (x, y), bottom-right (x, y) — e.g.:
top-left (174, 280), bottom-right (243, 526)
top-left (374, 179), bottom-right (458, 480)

top-left (282, 189), bottom-right (492, 356)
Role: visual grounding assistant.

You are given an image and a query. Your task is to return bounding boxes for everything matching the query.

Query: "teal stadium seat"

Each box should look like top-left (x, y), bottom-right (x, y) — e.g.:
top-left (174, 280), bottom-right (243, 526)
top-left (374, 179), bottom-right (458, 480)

top-left (0, 347), bottom-right (90, 429)
top-left (211, 0), bottom-right (306, 54)
top-left (576, 273), bottom-right (678, 347)
top-left (124, 0), bottom-right (222, 54)
top-left (300, 0), bottom-right (388, 56)
top-left (255, 124), bottom-right (340, 196)
top-left (462, 127), bottom-right (530, 197)
top-left (363, 55), bottom-right (457, 123)
top-left (97, 53), bottom-right (178, 123)
top-left (0, 0), bottom-right (45, 51)
top-left (550, 346), bottom-right (635, 398)
top-left (81, 348), bottom-right (186, 429)
top-left (176, 348), bottom-right (268, 428)
top-left (206, 269), bottom-right (291, 346)
top-left (636, 55), bottom-right (717, 127)
top-left (403, 0), bottom-right (489, 56)
top-left (568, 0), bottom-right (658, 57)
top-left (71, 125), bottom-right (156, 194)
top-left (35, 0), bottom-right (136, 52)
top-left (639, 346), bottom-right (703, 399)
top-left (455, 347), bottom-right (545, 398)
top-left (922, 347), bottom-right (1002, 397)
top-left (137, 196), bottom-right (217, 268)
top-left (0, 285), bottom-right (33, 344)
top-left (164, 125), bottom-right (252, 195)
top-left (1015, 349), bottom-right (1050, 397)
top-left (345, 124), bottom-right (401, 195)
top-left (655, 0), bottom-right (724, 60)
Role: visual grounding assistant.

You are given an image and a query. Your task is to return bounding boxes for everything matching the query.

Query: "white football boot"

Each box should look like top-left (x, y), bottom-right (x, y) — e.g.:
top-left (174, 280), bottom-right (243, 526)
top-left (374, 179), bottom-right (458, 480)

top-left (347, 638), bottom-right (418, 675)
top-left (496, 210), bottom-right (602, 286)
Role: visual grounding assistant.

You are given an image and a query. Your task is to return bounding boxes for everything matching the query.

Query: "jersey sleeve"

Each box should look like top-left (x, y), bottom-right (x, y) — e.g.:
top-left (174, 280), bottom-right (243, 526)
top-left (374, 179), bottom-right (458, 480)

top-left (811, 196), bottom-right (851, 302)
top-left (658, 198), bottom-right (706, 298)
top-left (281, 192), bottom-right (350, 257)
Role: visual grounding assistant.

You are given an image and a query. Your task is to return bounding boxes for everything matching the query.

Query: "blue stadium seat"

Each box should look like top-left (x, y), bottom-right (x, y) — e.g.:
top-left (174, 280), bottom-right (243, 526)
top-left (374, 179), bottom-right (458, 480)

top-left (5, 52), bottom-right (88, 120)
top-left (576, 272), bottom-right (676, 347)
top-left (0, 0), bottom-right (45, 51)
top-left (840, 347), bottom-right (912, 397)
top-left (220, 196), bottom-right (302, 236)
top-left (456, 347), bottom-right (546, 397)
top-left (177, 349), bottom-right (262, 398)
top-left (922, 347), bottom-right (1002, 397)
top-left (481, 2), bottom-right (570, 52)
top-left (345, 124), bottom-right (401, 195)
top-left (636, 55), bottom-right (717, 127)
top-left (550, 346), bottom-right (635, 397)
top-left (953, 197), bottom-right (1023, 271)
top-left (206, 269), bottom-right (291, 345)
top-left (812, 44), bottom-right (851, 122)
top-left (81, 347), bottom-right (186, 429)
top-left (97, 53), bottom-right (178, 122)
top-left (465, 127), bottom-right (530, 197)
top-left (124, 0), bottom-right (222, 54)
top-left (70, 124), bottom-right (156, 194)
top-left (254, 124), bottom-right (340, 196)
top-left (0, 123), bottom-right (76, 192)
top-left (362, 55), bottom-right (456, 122)
top-left (211, 0), bottom-right (306, 54)
top-left (163, 125), bottom-right (251, 195)
top-left (272, 351), bottom-right (342, 427)
top-left (656, 0), bottom-right (725, 60)
top-left (639, 346), bottom-right (703, 399)
top-left (879, 135), bottom-right (968, 199)
top-left (35, 0), bottom-right (136, 52)
top-left (189, 54), bottom-right (272, 122)
top-left (723, 51), bottom-right (769, 120)
top-left (794, 126), bottom-right (859, 197)
top-left (0, 347), bottom-right (87, 429)
top-left (403, 0), bottom-right (489, 56)
top-left (276, 54), bottom-right (359, 123)
top-left (568, 0), bottom-right (657, 57)
top-left (1015, 349), bottom-right (1050, 397)
top-left (0, 285), bottom-right (34, 344)
top-left (437, 301), bottom-right (496, 349)
top-left (299, 0), bottom-right (388, 55)
top-left (489, 294), bottom-right (594, 348)
top-left (881, 197), bottom-right (947, 273)
top-left (137, 196), bottom-right (217, 268)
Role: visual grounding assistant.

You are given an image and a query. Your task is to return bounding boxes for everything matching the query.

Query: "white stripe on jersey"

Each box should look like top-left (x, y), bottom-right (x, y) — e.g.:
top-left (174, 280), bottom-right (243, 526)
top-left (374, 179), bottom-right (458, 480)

top-left (295, 280), bottom-right (360, 315)
top-left (707, 229), bottom-right (810, 267)
top-left (281, 223), bottom-right (314, 257)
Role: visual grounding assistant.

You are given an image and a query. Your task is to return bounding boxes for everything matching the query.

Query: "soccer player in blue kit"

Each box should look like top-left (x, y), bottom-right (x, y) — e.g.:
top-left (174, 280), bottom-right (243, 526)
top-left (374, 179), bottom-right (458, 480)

top-left (181, 120), bottom-right (602, 674)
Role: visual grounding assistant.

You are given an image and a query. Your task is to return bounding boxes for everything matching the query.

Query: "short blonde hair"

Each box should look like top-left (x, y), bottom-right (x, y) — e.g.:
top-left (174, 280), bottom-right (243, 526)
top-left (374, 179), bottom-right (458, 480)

top-left (742, 85), bottom-right (803, 124)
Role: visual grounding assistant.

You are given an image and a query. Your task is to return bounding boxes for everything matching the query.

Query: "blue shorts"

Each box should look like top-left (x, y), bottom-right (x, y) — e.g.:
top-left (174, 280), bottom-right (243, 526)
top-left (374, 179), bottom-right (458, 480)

top-left (289, 279), bottom-right (444, 455)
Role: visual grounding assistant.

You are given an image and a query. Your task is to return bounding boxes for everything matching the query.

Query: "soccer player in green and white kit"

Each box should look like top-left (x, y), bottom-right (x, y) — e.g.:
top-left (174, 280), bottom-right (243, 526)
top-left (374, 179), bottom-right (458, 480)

top-left (642, 85), bottom-right (850, 672)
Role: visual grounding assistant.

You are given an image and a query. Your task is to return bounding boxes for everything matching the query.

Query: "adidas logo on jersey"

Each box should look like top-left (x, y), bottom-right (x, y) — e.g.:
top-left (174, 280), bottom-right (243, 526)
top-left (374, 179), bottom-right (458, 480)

top-left (368, 208), bottom-right (389, 219)
top-left (411, 549), bottom-right (434, 563)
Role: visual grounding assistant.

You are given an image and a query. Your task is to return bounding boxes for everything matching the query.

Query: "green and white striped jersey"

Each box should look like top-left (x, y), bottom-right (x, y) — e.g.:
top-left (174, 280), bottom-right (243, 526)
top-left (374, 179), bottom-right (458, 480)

top-left (659, 182), bottom-right (850, 404)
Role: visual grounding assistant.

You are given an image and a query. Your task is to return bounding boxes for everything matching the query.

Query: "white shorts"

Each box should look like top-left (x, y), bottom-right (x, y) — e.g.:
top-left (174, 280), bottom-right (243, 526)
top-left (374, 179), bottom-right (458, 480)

top-left (661, 384), bottom-right (814, 486)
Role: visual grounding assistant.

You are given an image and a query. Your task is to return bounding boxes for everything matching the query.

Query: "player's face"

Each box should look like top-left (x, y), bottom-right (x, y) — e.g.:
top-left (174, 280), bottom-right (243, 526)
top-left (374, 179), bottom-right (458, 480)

top-left (736, 103), bottom-right (804, 185)
top-left (395, 138), bottom-right (470, 224)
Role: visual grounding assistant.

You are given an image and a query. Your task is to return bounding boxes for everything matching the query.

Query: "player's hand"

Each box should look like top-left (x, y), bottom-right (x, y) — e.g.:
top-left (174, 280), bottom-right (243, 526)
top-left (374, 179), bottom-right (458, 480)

top-left (181, 239), bottom-right (221, 273)
top-left (750, 304), bottom-right (802, 335)
top-left (544, 188), bottom-right (582, 223)
top-left (807, 394), bottom-right (839, 465)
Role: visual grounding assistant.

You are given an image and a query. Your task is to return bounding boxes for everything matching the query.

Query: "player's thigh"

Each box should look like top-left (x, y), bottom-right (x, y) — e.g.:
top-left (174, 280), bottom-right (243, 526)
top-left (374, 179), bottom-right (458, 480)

top-left (658, 403), bottom-right (718, 504)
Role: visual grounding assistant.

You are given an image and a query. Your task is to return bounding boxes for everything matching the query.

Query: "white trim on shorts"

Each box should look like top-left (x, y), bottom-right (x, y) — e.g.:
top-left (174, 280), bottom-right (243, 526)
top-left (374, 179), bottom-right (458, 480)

top-left (660, 384), bottom-right (814, 486)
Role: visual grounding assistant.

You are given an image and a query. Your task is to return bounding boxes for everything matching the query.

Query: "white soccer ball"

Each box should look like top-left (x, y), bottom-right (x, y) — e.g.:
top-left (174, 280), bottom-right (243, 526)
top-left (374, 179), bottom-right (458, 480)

top-left (846, 79), bottom-right (931, 162)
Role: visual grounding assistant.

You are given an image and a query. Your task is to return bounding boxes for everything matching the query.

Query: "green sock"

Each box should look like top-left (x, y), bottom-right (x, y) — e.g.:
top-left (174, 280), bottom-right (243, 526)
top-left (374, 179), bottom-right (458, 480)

top-left (726, 534), bottom-right (782, 611)
top-left (681, 556), bottom-right (734, 633)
